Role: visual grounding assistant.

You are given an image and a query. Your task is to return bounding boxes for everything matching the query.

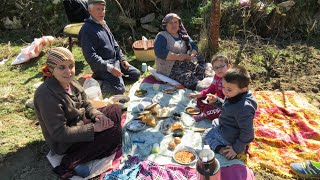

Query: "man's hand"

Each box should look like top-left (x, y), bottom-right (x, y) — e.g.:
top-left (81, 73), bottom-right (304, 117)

top-left (111, 67), bottom-right (123, 77)
top-left (121, 60), bottom-right (130, 70)
top-left (220, 146), bottom-right (237, 159)
top-left (93, 114), bottom-right (114, 132)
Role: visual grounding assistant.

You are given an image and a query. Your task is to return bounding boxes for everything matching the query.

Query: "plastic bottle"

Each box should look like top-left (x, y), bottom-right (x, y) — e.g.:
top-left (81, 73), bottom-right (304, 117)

top-left (151, 143), bottom-right (159, 154)
top-left (83, 77), bottom-right (103, 100)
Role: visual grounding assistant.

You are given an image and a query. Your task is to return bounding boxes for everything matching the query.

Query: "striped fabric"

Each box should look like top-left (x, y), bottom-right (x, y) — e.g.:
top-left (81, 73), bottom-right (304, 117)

top-left (46, 47), bottom-right (74, 72)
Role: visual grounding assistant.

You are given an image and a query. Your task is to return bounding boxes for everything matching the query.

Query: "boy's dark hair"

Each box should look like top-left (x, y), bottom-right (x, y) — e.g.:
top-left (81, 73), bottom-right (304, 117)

top-left (211, 55), bottom-right (230, 65)
top-left (223, 66), bottom-right (250, 88)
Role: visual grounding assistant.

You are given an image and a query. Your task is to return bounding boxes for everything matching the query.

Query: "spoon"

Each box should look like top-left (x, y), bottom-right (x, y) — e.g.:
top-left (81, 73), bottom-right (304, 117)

top-left (201, 97), bottom-right (209, 104)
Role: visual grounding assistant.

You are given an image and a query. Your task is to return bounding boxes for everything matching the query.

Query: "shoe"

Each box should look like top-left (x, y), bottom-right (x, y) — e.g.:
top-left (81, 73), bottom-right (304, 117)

top-left (193, 113), bottom-right (205, 122)
top-left (290, 160), bottom-right (320, 178)
top-left (74, 164), bottom-right (90, 178)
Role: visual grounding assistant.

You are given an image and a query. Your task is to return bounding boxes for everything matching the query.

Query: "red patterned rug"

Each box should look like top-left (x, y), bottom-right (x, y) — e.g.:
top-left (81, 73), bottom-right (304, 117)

top-left (248, 91), bottom-right (320, 177)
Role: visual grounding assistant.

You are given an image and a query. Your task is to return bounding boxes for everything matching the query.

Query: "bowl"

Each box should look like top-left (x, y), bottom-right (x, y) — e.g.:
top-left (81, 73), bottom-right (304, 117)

top-left (162, 88), bottom-right (177, 94)
top-left (109, 95), bottom-right (130, 109)
top-left (134, 89), bottom-right (147, 97)
top-left (173, 146), bottom-right (197, 165)
top-left (126, 120), bottom-right (146, 132)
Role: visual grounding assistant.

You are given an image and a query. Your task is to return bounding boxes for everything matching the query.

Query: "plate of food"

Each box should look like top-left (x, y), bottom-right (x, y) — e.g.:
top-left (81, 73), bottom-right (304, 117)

top-left (134, 89), bottom-right (147, 97)
top-left (173, 146), bottom-right (197, 165)
top-left (162, 88), bottom-right (177, 94)
top-left (157, 107), bottom-right (171, 119)
top-left (145, 103), bottom-right (161, 114)
top-left (185, 107), bottom-right (201, 115)
top-left (126, 120), bottom-right (146, 132)
top-left (140, 97), bottom-right (153, 108)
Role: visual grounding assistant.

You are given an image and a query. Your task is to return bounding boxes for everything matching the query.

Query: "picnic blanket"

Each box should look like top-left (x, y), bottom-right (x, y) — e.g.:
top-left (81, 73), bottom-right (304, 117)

top-left (119, 80), bottom-right (253, 179)
top-left (248, 91), bottom-right (320, 177)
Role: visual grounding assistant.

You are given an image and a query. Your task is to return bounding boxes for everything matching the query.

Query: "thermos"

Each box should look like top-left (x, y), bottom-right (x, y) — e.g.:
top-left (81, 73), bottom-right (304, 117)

top-left (196, 145), bottom-right (221, 180)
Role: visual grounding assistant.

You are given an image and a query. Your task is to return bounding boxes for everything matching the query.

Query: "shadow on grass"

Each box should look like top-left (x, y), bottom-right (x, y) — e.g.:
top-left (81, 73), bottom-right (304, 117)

top-left (0, 140), bottom-right (59, 180)
top-left (22, 72), bottom-right (43, 85)
top-left (75, 60), bottom-right (85, 76)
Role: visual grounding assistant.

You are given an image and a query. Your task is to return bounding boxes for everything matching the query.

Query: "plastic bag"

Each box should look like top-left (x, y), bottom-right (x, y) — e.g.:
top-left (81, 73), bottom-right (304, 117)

top-left (83, 77), bottom-right (103, 101)
top-left (11, 36), bottom-right (55, 65)
top-left (142, 36), bottom-right (148, 50)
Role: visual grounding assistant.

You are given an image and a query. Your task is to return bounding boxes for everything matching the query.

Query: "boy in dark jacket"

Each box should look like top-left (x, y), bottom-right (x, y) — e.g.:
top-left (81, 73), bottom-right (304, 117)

top-left (204, 66), bottom-right (257, 159)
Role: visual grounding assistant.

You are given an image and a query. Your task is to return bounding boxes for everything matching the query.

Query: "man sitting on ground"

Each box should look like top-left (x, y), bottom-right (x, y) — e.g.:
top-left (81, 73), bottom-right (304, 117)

top-left (79, 0), bottom-right (140, 95)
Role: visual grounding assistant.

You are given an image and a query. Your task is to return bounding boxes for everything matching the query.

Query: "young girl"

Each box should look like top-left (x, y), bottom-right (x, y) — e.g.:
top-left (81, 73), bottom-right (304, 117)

top-left (188, 55), bottom-right (231, 121)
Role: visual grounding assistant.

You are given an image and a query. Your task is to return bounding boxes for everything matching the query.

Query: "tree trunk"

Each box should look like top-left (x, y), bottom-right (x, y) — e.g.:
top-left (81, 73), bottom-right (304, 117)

top-left (210, 0), bottom-right (221, 53)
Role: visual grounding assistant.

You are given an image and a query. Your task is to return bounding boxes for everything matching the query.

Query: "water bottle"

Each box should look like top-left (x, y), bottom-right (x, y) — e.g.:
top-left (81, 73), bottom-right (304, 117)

top-left (83, 77), bottom-right (103, 100)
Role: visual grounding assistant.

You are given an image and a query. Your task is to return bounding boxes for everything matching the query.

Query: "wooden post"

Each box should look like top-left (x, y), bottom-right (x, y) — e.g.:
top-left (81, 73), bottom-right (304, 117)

top-left (210, 0), bottom-right (221, 53)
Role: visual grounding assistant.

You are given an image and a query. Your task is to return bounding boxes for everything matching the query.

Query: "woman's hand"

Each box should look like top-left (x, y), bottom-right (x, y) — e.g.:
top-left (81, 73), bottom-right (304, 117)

top-left (220, 146), bottom-right (237, 159)
top-left (94, 115), bottom-right (114, 132)
top-left (190, 50), bottom-right (197, 57)
top-left (206, 94), bottom-right (217, 104)
top-left (180, 54), bottom-right (192, 61)
top-left (188, 92), bottom-right (201, 99)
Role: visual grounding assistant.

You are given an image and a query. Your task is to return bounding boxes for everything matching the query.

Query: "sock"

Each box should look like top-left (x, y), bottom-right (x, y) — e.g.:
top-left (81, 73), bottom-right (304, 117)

top-left (74, 164), bottom-right (90, 178)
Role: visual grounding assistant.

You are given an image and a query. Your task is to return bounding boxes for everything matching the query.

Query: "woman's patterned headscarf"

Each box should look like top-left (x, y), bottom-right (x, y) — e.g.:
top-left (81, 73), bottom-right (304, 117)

top-left (42, 47), bottom-right (74, 77)
top-left (161, 13), bottom-right (191, 51)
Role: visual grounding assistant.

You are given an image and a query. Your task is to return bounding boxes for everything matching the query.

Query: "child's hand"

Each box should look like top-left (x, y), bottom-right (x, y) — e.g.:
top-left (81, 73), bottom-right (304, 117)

top-left (221, 146), bottom-right (237, 159)
top-left (188, 92), bottom-right (201, 99)
top-left (206, 94), bottom-right (217, 104)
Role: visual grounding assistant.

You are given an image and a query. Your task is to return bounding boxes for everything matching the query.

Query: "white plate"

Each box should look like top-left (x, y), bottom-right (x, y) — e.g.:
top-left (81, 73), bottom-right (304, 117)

top-left (139, 97), bottom-right (153, 108)
top-left (126, 120), bottom-right (146, 132)
top-left (185, 107), bottom-right (201, 115)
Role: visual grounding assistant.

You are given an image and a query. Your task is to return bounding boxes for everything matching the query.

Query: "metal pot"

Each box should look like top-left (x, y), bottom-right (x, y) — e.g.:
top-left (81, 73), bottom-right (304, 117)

top-left (196, 147), bottom-right (221, 180)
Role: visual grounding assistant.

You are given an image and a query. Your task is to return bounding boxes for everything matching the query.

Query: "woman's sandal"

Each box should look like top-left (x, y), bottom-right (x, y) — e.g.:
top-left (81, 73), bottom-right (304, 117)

top-left (290, 160), bottom-right (320, 178)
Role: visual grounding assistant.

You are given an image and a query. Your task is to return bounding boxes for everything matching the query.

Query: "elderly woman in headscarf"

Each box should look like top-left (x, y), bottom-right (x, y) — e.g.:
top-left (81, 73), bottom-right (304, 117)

top-left (154, 13), bottom-right (205, 90)
top-left (34, 47), bottom-right (122, 179)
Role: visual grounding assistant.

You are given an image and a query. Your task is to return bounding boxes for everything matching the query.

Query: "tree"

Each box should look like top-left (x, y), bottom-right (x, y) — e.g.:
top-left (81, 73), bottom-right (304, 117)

top-left (210, 0), bottom-right (221, 53)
